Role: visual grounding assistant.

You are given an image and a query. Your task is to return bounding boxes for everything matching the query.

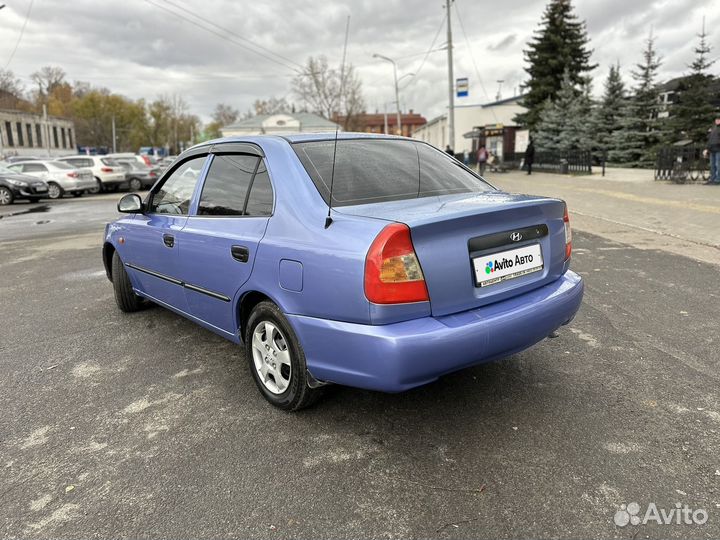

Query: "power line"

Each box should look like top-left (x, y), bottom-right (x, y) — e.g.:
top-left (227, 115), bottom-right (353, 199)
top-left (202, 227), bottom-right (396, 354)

top-left (400, 13), bottom-right (447, 90)
top-left (158, 0), bottom-right (304, 70)
top-left (142, 0), bottom-right (301, 74)
top-left (4, 0), bottom-right (34, 70)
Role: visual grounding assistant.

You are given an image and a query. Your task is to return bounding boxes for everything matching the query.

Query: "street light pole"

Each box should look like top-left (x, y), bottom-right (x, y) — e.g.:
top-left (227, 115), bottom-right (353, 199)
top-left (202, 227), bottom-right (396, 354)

top-left (446, 0), bottom-right (455, 152)
top-left (373, 53), bottom-right (402, 135)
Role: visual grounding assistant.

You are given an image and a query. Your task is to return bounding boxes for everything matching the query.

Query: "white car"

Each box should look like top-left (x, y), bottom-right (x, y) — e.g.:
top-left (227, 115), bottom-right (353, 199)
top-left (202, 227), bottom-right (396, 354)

top-left (8, 161), bottom-right (96, 199)
top-left (104, 152), bottom-right (153, 168)
top-left (56, 155), bottom-right (126, 194)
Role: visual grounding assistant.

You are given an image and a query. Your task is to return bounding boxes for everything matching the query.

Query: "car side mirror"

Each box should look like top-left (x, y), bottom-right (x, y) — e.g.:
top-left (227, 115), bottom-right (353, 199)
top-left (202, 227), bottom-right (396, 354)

top-left (118, 193), bottom-right (144, 213)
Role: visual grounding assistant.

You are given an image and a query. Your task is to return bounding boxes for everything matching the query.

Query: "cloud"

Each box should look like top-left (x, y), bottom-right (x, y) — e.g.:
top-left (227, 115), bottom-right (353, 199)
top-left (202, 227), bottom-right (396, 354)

top-left (488, 34), bottom-right (517, 52)
top-left (1, 0), bottom-right (717, 122)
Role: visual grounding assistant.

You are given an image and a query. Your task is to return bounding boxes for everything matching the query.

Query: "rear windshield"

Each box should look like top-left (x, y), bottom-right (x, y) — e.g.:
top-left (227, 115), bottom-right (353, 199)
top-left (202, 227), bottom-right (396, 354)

top-left (47, 161), bottom-right (73, 170)
top-left (293, 139), bottom-right (493, 207)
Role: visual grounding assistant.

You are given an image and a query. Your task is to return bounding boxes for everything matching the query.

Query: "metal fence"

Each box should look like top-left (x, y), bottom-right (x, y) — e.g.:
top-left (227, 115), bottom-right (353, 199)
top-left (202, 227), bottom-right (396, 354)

top-left (655, 145), bottom-right (709, 183)
top-left (500, 150), bottom-right (593, 174)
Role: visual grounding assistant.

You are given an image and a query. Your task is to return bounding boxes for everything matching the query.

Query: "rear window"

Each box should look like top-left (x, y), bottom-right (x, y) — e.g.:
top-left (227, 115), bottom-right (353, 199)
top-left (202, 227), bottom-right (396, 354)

top-left (47, 161), bottom-right (73, 170)
top-left (293, 139), bottom-right (492, 207)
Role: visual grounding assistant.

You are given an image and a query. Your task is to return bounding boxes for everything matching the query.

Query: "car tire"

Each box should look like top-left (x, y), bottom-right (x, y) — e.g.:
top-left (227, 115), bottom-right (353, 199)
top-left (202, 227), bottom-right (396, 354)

top-left (128, 178), bottom-right (142, 191)
top-left (111, 251), bottom-right (145, 313)
top-left (0, 186), bottom-right (13, 205)
top-left (47, 182), bottom-right (63, 199)
top-left (245, 301), bottom-right (324, 411)
top-left (87, 178), bottom-right (102, 194)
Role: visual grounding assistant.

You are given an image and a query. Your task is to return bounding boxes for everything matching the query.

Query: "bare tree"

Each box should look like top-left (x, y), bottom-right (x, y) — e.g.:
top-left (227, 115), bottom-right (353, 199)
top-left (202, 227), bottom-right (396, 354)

top-left (292, 55), bottom-right (365, 128)
top-left (30, 66), bottom-right (66, 97)
top-left (0, 69), bottom-right (24, 97)
top-left (253, 96), bottom-right (291, 115)
top-left (211, 103), bottom-right (240, 126)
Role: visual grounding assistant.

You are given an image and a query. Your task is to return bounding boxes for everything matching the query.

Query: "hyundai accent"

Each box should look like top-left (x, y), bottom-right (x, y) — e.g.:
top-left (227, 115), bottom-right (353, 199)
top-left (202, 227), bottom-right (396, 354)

top-left (103, 134), bottom-right (584, 410)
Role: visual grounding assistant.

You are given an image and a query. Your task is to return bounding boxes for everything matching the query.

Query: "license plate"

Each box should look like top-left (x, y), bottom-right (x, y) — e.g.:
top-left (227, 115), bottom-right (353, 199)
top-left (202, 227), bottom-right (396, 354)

top-left (473, 243), bottom-right (544, 287)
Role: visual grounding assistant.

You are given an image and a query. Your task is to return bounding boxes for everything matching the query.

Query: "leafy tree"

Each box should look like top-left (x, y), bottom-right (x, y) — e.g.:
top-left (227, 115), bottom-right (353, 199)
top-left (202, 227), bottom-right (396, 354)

top-left (609, 33), bottom-right (664, 166)
top-left (30, 66), bottom-right (66, 102)
top-left (516, 0), bottom-right (596, 130)
top-left (535, 69), bottom-right (594, 152)
top-left (668, 23), bottom-right (716, 143)
top-left (0, 69), bottom-right (24, 98)
top-left (594, 63), bottom-right (625, 155)
top-left (292, 55), bottom-right (365, 129)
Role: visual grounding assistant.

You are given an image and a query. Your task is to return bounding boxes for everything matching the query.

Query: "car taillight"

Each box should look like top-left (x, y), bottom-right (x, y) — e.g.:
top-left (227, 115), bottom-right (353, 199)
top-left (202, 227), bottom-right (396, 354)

top-left (564, 204), bottom-right (572, 260)
top-left (101, 167), bottom-right (113, 173)
top-left (67, 172), bottom-right (78, 178)
top-left (149, 171), bottom-right (157, 177)
top-left (142, 155), bottom-right (151, 166)
top-left (364, 223), bottom-right (429, 304)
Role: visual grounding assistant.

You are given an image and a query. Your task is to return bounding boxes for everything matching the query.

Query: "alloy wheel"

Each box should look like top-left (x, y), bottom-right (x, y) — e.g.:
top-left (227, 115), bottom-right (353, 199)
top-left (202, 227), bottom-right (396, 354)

top-left (87, 179), bottom-right (101, 194)
top-left (0, 187), bottom-right (12, 205)
top-left (251, 321), bottom-right (292, 394)
top-left (47, 183), bottom-right (61, 199)
top-left (129, 178), bottom-right (142, 191)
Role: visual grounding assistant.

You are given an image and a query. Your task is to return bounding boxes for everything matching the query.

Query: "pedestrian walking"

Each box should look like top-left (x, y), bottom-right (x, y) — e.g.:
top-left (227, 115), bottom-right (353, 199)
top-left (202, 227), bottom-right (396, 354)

top-left (704, 117), bottom-right (720, 185)
top-left (477, 145), bottom-right (489, 176)
top-left (524, 138), bottom-right (535, 175)
top-left (463, 150), bottom-right (469, 166)
top-left (445, 145), bottom-right (454, 157)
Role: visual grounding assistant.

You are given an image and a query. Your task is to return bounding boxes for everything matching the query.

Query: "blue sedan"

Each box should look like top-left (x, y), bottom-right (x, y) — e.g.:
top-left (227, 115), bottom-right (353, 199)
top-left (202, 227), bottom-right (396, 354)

top-left (103, 134), bottom-right (583, 410)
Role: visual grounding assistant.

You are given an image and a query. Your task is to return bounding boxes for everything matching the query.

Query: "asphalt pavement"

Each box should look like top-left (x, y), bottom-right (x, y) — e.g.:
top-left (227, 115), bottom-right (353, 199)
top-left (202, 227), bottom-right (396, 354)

top-left (1, 189), bottom-right (719, 539)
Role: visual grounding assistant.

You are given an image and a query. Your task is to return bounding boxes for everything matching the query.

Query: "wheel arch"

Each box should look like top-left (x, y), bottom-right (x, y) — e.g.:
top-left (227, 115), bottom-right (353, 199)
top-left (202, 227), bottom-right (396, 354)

top-left (236, 290), bottom-right (286, 343)
top-left (102, 241), bottom-right (116, 282)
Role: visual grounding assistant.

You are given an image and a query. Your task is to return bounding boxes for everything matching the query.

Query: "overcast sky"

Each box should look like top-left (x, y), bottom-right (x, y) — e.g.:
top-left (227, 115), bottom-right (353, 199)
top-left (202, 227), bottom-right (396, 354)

top-left (2, 0), bottom-right (719, 123)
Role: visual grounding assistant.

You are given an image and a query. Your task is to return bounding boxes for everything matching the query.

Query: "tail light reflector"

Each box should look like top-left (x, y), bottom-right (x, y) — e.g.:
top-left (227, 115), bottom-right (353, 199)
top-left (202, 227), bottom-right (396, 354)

top-left (67, 172), bottom-right (78, 178)
top-left (100, 167), bottom-right (113, 173)
top-left (564, 205), bottom-right (572, 260)
top-left (364, 223), bottom-right (429, 304)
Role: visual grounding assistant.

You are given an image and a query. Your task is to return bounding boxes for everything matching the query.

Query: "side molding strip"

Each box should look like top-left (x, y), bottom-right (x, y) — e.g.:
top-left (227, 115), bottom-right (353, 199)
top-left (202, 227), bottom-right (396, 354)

top-left (126, 263), bottom-right (231, 303)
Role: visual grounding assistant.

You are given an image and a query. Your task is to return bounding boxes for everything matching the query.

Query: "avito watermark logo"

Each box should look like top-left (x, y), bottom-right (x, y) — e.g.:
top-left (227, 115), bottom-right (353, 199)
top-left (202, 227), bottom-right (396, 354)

top-left (614, 502), bottom-right (708, 527)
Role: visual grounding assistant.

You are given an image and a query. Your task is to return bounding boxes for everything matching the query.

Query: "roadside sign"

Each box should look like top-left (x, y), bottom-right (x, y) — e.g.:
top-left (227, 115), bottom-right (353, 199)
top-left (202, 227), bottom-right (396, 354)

top-left (456, 77), bottom-right (469, 97)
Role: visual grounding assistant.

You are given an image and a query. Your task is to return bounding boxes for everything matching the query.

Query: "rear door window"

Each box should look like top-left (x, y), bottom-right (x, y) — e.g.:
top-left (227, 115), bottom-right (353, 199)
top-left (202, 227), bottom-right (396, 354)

top-left (293, 139), bottom-right (492, 207)
top-left (245, 162), bottom-right (273, 216)
top-left (197, 155), bottom-right (258, 216)
top-left (149, 156), bottom-right (207, 215)
top-left (23, 163), bottom-right (48, 173)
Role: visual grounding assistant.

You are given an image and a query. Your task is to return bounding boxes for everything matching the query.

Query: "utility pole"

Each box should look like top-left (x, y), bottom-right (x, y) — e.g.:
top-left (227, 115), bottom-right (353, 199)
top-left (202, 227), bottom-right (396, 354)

top-left (383, 102), bottom-right (389, 134)
top-left (111, 115), bottom-right (117, 153)
top-left (446, 0), bottom-right (455, 152)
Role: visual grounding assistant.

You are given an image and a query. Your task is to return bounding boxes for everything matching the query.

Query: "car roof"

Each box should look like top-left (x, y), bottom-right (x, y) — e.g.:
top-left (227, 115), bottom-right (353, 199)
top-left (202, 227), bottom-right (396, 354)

top-left (184, 132), bottom-right (409, 152)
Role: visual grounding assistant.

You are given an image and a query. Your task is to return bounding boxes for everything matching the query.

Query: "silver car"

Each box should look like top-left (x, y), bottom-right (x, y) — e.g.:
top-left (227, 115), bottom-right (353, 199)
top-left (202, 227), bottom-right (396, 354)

top-left (8, 161), bottom-right (96, 199)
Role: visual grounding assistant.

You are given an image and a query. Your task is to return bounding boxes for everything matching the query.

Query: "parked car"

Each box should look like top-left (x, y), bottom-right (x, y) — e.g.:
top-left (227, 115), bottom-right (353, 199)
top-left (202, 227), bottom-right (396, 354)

top-left (4, 155), bottom-right (42, 164)
top-left (154, 155), bottom-right (177, 173)
top-left (0, 164), bottom-right (49, 205)
top-left (110, 159), bottom-right (159, 191)
top-left (105, 152), bottom-right (153, 167)
top-left (56, 155), bottom-right (126, 193)
top-left (103, 134), bottom-right (584, 410)
top-left (7, 160), bottom-right (96, 199)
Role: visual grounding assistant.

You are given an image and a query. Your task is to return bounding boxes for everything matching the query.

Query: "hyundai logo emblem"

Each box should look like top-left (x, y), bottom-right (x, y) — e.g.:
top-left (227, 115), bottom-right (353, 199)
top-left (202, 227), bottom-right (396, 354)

top-left (510, 232), bottom-right (523, 242)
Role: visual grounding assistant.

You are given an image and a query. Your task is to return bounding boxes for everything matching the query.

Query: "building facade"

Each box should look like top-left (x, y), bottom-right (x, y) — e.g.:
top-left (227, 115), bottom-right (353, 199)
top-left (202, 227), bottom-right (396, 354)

top-left (333, 110), bottom-right (427, 137)
top-left (412, 95), bottom-right (527, 159)
top-left (221, 112), bottom-right (340, 137)
top-left (0, 109), bottom-right (76, 159)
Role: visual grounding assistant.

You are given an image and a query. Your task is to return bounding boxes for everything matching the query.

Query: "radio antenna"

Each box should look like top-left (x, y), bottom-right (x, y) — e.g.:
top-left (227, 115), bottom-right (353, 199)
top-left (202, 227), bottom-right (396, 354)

top-left (324, 128), bottom-right (339, 229)
top-left (325, 15), bottom-right (350, 229)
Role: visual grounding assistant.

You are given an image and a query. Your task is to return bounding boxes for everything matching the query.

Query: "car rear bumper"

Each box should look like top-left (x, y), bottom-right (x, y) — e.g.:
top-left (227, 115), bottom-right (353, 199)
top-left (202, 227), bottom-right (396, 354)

top-left (287, 270), bottom-right (584, 392)
top-left (98, 173), bottom-right (126, 185)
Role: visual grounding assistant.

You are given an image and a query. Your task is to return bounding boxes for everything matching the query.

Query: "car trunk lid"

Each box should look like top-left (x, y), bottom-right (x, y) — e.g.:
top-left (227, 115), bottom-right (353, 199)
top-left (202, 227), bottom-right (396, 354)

top-left (338, 191), bottom-right (569, 317)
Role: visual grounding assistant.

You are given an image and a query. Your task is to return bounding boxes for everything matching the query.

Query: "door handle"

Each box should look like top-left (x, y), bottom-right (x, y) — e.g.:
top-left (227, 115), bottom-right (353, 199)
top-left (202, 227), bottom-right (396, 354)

top-left (231, 245), bottom-right (249, 263)
top-left (162, 234), bottom-right (175, 248)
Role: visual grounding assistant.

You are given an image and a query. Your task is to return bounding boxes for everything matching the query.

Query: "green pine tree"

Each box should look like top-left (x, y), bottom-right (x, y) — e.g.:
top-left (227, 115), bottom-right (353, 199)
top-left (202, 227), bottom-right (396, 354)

top-left (535, 70), bottom-right (594, 153)
top-left (609, 33), bottom-right (664, 166)
top-left (668, 23), bottom-right (716, 143)
top-left (594, 63), bottom-right (625, 156)
top-left (515, 0), bottom-right (597, 130)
